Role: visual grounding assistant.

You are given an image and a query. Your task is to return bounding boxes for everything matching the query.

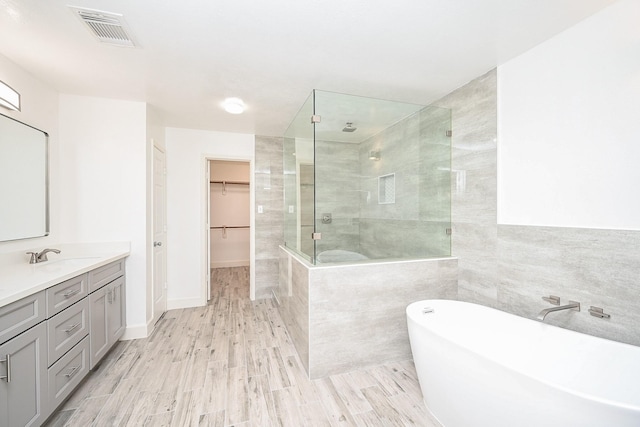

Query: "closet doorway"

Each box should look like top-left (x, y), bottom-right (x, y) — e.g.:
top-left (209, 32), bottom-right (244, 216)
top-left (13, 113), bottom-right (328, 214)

top-left (208, 160), bottom-right (251, 301)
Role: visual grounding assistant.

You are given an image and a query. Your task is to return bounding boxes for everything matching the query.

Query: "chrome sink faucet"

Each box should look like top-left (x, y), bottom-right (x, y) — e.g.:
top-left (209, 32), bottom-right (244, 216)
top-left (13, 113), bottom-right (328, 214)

top-left (26, 248), bottom-right (61, 264)
top-left (537, 295), bottom-right (580, 321)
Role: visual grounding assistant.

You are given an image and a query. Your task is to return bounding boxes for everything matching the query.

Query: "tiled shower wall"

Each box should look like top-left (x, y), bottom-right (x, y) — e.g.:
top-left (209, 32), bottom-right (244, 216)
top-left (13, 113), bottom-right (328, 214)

top-left (358, 107), bottom-right (451, 259)
top-left (314, 140), bottom-right (360, 255)
top-left (314, 106), bottom-right (452, 260)
top-left (254, 135), bottom-right (284, 299)
top-left (438, 68), bottom-right (640, 347)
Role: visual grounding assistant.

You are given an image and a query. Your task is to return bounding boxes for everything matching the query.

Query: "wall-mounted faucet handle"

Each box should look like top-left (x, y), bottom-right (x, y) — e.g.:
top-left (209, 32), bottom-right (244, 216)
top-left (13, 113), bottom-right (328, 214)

top-left (26, 252), bottom-right (38, 264)
top-left (542, 295), bottom-right (561, 305)
top-left (588, 306), bottom-right (611, 319)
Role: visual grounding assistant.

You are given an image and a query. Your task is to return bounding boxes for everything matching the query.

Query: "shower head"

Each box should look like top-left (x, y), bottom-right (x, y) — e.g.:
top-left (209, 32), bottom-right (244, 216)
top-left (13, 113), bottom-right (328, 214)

top-left (342, 122), bottom-right (357, 132)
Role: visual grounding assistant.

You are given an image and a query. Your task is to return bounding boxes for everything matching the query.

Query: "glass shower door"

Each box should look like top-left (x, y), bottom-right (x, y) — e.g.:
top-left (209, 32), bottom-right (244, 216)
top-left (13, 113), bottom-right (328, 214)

top-left (283, 91), bottom-right (316, 262)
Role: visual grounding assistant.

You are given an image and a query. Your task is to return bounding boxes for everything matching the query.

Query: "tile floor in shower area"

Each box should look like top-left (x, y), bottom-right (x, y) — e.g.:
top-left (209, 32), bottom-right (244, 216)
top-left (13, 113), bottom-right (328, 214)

top-left (45, 267), bottom-right (441, 426)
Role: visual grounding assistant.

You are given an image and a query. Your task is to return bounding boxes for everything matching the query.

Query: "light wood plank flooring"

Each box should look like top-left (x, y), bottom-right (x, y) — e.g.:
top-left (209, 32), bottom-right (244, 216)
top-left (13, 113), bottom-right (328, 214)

top-left (45, 267), bottom-right (440, 426)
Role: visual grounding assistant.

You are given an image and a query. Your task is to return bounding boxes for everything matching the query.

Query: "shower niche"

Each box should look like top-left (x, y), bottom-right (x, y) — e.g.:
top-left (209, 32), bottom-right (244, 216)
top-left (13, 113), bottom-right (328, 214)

top-left (283, 89), bottom-right (452, 264)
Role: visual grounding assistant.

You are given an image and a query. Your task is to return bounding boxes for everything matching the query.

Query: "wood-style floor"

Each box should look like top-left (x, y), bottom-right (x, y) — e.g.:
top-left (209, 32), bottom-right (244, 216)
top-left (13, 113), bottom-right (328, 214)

top-left (45, 267), bottom-right (439, 426)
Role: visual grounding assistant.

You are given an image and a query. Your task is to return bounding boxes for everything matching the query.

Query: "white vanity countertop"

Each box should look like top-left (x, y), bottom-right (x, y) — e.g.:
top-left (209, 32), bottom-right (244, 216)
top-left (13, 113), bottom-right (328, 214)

top-left (0, 242), bottom-right (130, 308)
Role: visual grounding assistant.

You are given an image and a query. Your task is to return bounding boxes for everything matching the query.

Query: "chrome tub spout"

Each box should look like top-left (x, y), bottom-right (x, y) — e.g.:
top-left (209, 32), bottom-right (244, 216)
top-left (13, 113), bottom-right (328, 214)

top-left (537, 301), bottom-right (580, 321)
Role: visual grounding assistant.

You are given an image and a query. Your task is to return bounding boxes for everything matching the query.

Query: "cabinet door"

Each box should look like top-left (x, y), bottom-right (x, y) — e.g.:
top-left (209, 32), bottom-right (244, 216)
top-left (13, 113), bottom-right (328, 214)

top-left (107, 277), bottom-right (126, 344)
top-left (0, 322), bottom-right (48, 427)
top-left (89, 286), bottom-right (109, 369)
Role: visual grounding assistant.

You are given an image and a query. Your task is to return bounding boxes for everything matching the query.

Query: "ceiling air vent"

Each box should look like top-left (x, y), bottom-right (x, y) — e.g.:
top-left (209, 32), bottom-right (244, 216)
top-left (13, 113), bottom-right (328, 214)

top-left (69, 6), bottom-right (136, 47)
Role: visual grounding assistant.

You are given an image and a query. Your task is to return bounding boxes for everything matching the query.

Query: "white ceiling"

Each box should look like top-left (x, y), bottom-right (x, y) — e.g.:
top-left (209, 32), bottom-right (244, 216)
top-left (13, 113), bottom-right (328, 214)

top-left (0, 0), bottom-right (616, 137)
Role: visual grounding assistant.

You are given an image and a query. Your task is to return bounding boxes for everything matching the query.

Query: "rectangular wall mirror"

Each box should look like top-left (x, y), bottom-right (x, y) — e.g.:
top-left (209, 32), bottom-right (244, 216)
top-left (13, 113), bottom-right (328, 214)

top-left (0, 112), bottom-right (49, 242)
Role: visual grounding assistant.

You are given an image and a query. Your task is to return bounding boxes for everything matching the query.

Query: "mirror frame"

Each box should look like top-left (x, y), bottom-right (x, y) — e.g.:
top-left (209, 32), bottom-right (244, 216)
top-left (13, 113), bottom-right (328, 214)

top-left (0, 111), bottom-right (49, 242)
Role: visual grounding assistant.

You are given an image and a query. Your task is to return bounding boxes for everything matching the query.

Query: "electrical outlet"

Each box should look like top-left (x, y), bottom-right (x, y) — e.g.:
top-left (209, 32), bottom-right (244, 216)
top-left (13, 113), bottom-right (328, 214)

top-left (288, 205), bottom-right (294, 213)
top-left (258, 205), bottom-right (263, 214)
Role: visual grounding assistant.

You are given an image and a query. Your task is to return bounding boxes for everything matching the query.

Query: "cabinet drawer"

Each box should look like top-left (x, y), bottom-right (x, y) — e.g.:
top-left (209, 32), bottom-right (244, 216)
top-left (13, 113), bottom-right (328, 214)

top-left (47, 299), bottom-right (89, 366)
top-left (89, 259), bottom-right (125, 293)
top-left (48, 336), bottom-right (89, 412)
top-left (0, 291), bottom-right (46, 345)
top-left (46, 273), bottom-right (88, 318)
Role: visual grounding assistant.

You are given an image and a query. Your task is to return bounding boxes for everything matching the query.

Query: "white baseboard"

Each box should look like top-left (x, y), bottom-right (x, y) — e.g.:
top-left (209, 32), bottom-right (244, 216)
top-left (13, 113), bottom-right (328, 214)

top-left (122, 318), bottom-right (154, 340)
top-left (210, 260), bottom-right (250, 268)
top-left (167, 296), bottom-right (206, 310)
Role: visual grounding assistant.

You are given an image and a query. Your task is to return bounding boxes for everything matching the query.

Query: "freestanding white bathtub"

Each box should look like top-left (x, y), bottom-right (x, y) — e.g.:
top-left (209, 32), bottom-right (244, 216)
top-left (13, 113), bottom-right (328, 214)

top-left (406, 299), bottom-right (640, 427)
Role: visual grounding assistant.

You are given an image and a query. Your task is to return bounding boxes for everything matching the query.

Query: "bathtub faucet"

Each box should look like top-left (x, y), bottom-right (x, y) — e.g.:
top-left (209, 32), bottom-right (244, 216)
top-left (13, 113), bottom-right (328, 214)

top-left (537, 301), bottom-right (580, 321)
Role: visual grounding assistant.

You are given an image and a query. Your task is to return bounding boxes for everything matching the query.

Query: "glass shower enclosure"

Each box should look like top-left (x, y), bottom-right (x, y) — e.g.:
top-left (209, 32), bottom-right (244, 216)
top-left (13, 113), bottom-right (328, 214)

top-left (283, 90), bottom-right (451, 264)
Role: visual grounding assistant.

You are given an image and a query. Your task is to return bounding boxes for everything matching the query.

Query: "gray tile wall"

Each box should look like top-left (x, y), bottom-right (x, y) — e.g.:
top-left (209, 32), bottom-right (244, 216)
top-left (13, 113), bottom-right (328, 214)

top-left (434, 69), bottom-right (498, 307)
top-left (314, 140), bottom-right (361, 255)
top-left (308, 257), bottom-right (458, 378)
top-left (278, 246), bottom-right (458, 379)
top-left (497, 225), bottom-right (640, 346)
top-left (278, 247), bottom-right (310, 372)
top-left (434, 68), bottom-right (640, 347)
top-left (254, 135), bottom-right (284, 299)
top-left (357, 107), bottom-right (452, 259)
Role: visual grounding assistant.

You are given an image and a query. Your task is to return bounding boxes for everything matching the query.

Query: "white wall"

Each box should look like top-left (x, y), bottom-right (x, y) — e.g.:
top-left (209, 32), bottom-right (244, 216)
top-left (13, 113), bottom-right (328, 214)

top-left (165, 128), bottom-right (254, 308)
top-left (58, 95), bottom-right (150, 336)
top-left (0, 53), bottom-right (60, 254)
top-left (498, 0), bottom-right (640, 230)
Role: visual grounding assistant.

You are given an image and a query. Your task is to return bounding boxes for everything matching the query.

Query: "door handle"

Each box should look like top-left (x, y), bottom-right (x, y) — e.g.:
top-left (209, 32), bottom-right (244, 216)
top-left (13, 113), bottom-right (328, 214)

top-left (63, 288), bottom-right (82, 298)
top-left (0, 354), bottom-right (11, 383)
top-left (64, 365), bottom-right (80, 378)
top-left (154, 241), bottom-right (162, 247)
top-left (64, 323), bottom-right (82, 333)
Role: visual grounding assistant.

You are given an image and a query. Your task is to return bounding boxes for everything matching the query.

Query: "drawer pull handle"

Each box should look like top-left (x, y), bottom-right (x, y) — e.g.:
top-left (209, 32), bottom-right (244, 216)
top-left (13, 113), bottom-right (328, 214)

top-left (64, 365), bottom-right (80, 378)
top-left (0, 354), bottom-right (11, 383)
top-left (63, 323), bottom-right (82, 333)
top-left (63, 288), bottom-right (81, 298)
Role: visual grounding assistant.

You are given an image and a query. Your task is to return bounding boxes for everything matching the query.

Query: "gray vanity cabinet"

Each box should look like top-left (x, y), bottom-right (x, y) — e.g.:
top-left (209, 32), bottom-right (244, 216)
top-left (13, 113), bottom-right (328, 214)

top-left (0, 322), bottom-right (48, 427)
top-left (1, 256), bottom-right (126, 426)
top-left (89, 261), bottom-right (125, 369)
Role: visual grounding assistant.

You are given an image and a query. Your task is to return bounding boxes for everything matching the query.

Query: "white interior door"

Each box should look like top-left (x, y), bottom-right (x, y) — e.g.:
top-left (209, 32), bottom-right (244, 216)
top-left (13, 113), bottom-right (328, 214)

top-left (152, 145), bottom-right (167, 325)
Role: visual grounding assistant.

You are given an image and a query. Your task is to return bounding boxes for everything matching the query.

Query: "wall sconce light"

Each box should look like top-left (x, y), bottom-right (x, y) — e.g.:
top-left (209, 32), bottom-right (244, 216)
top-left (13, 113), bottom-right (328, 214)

top-left (222, 97), bottom-right (246, 114)
top-left (0, 80), bottom-right (20, 111)
top-left (368, 150), bottom-right (380, 161)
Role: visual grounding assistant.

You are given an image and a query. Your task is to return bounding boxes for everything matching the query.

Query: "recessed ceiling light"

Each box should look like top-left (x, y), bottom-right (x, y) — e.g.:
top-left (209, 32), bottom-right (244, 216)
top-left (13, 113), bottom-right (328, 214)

top-left (222, 97), bottom-right (246, 114)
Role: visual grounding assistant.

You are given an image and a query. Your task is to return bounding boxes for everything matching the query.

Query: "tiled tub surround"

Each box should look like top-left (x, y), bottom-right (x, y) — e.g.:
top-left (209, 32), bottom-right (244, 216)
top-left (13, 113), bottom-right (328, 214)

top-left (278, 246), bottom-right (458, 379)
top-left (497, 225), bottom-right (640, 347)
top-left (0, 242), bottom-right (130, 307)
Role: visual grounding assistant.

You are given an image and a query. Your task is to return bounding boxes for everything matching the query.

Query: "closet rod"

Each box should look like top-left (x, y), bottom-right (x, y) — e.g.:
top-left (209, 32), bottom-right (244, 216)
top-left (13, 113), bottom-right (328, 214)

top-left (210, 180), bottom-right (249, 185)
top-left (210, 226), bottom-right (250, 229)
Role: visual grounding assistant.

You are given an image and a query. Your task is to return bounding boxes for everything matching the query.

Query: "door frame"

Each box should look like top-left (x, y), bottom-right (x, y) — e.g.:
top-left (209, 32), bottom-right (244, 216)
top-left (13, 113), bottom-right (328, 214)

top-left (202, 155), bottom-right (255, 302)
